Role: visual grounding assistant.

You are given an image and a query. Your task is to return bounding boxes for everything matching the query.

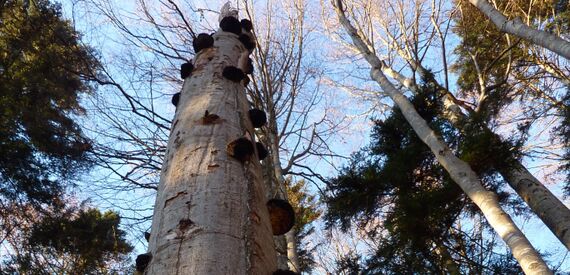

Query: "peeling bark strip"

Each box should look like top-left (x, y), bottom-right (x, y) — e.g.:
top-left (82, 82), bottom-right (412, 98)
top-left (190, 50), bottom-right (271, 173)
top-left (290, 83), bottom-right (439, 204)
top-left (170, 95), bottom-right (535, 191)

top-left (332, 1), bottom-right (552, 274)
top-left (468, 0), bottom-right (570, 60)
top-left (145, 3), bottom-right (276, 274)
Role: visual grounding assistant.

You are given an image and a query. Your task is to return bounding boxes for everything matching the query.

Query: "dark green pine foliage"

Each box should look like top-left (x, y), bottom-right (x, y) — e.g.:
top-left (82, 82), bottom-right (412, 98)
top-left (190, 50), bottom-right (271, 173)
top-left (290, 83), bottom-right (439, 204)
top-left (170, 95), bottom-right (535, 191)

top-left (335, 253), bottom-right (362, 275)
top-left (452, 0), bottom-right (568, 126)
top-left (325, 76), bottom-right (523, 274)
top-left (452, 0), bottom-right (568, 199)
top-left (5, 208), bottom-right (133, 274)
top-left (0, 0), bottom-right (97, 205)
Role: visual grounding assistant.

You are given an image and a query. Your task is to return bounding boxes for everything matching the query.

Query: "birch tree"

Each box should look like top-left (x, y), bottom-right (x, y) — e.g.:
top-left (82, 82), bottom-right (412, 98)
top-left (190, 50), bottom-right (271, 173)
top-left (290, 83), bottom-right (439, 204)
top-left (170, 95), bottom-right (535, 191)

top-left (398, 0), bottom-right (570, 250)
top-left (467, 0), bottom-right (570, 60)
top-left (142, 4), bottom-right (276, 274)
top-left (330, 0), bottom-right (552, 273)
top-left (323, 0), bottom-right (570, 251)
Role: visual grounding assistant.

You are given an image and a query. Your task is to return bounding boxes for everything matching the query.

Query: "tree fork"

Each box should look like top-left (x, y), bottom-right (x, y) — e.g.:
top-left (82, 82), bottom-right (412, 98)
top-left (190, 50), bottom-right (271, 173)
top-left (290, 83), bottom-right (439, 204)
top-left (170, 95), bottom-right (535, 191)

top-left (144, 6), bottom-right (277, 274)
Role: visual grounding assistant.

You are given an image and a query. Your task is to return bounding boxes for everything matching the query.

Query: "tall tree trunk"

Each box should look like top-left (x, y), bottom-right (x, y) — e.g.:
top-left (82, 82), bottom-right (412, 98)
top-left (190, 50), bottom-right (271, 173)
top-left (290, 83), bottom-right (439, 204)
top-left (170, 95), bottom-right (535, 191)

top-left (266, 121), bottom-right (301, 272)
top-left (467, 0), bottom-right (570, 60)
top-left (262, 130), bottom-right (289, 270)
top-left (333, 1), bottom-right (552, 274)
top-left (144, 9), bottom-right (276, 274)
top-left (285, 230), bottom-right (301, 272)
top-left (384, 57), bottom-right (570, 250)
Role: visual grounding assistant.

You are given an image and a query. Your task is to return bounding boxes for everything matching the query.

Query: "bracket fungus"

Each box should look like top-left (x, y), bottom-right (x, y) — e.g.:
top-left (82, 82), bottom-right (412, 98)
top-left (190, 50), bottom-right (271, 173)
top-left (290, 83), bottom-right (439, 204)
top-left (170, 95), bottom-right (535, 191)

top-left (240, 19), bottom-right (253, 32)
top-left (193, 33), bottom-right (214, 53)
top-left (256, 142), bottom-right (268, 161)
top-left (135, 253), bottom-right (152, 272)
top-left (171, 92), bottom-right (180, 107)
top-left (223, 66), bottom-right (245, 82)
top-left (248, 108), bottom-right (267, 128)
top-left (219, 16), bottom-right (242, 35)
top-left (227, 137), bottom-right (254, 162)
top-left (243, 58), bottom-right (254, 74)
top-left (238, 33), bottom-right (256, 51)
top-left (180, 62), bottom-right (193, 79)
top-left (266, 199), bottom-right (295, 235)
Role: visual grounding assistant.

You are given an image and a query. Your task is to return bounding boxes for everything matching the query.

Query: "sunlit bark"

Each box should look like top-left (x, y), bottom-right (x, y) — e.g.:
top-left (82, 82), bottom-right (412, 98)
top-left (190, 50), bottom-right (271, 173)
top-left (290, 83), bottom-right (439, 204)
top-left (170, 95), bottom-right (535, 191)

top-left (145, 7), bottom-right (276, 274)
top-left (468, 0), bottom-right (570, 60)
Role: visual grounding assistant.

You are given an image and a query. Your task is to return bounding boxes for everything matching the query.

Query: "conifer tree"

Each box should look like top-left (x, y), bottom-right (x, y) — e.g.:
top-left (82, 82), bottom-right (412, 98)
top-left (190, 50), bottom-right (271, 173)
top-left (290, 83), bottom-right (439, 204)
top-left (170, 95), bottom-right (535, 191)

top-left (0, 0), bottom-right (96, 206)
top-left (332, 0), bottom-right (552, 273)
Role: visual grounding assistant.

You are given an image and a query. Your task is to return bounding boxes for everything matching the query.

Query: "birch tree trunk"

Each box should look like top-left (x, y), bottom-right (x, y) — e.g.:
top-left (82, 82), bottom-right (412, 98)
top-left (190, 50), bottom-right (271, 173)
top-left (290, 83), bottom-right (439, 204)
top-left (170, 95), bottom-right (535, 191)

top-left (144, 9), bottom-right (276, 275)
top-left (333, 1), bottom-right (552, 274)
top-left (467, 0), bottom-right (570, 60)
top-left (383, 57), bottom-right (570, 250)
top-left (266, 118), bottom-right (301, 272)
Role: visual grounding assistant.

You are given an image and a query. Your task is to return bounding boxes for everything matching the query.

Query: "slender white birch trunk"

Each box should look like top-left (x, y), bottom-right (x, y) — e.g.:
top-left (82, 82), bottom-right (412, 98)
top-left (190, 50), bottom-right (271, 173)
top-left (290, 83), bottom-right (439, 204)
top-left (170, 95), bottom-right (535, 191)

top-left (384, 57), bottom-right (570, 250)
top-left (266, 119), bottom-right (301, 272)
top-left (333, 1), bottom-right (552, 273)
top-left (144, 9), bottom-right (276, 275)
top-left (467, 0), bottom-right (570, 60)
top-left (264, 127), bottom-right (289, 270)
top-left (369, 66), bottom-right (551, 275)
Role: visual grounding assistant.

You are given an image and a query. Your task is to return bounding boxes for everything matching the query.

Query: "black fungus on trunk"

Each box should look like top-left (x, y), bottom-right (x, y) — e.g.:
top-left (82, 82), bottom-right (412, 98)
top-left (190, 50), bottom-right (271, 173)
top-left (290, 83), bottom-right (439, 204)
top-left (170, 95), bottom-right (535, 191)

top-left (241, 19), bottom-right (253, 32)
top-left (171, 93), bottom-right (180, 107)
top-left (238, 34), bottom-right (256, 51)
top-left (193, 33), bottom-right (214, 53)
top-left (223, 66), bottom-right (245, 82)
top-left (256, 142), bottom-right (268, 161)
top-left (267, 199), bottom-right (295, 235)
top-left (220, 16), bottom-right (242, 35)
top-left (227, 138), bottom-right (254, 162)
top-left (136, 253), bottom-right (152, 272)
top-left (248, 109), bottom-right (267, 128)
top-left (244, 58), bottom-right (254, 74)
top-left (180, 62), bottom-right (194, 79)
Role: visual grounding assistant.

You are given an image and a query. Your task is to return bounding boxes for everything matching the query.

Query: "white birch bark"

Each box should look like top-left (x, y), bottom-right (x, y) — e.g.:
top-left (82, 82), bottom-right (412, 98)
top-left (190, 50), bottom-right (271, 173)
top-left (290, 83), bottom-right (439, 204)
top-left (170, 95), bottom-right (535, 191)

top-left (267, 123), bottom-right (301, 272)
top-left (144, 12), bottom-right (276, 275)
top-left (263, 128), bottom-right (289, 270)
top-left (333, 1), bottom-right (553, 273)
top-left (285, 229), bottom-right (301, 272)
top-left (382, 55), bottom-right (570, 250)
top-left (468, 0), bottom-right (570, 60)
